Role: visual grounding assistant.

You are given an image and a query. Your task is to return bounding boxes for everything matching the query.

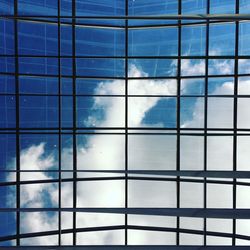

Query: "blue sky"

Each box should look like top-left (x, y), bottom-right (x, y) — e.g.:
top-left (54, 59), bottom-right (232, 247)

top-left (1, 0), bottom-right (250, 246)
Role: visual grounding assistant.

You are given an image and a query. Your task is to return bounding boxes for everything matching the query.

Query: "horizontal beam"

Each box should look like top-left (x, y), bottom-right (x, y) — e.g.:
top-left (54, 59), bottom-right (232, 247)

top-left (1, 208), bottom-right (250, 219)
top-left (1, 246), bottom-right (250, 250)
top-left (1, 170), bottom-right (250, 178)
top-left (1, 14), bottom-right (250, 20)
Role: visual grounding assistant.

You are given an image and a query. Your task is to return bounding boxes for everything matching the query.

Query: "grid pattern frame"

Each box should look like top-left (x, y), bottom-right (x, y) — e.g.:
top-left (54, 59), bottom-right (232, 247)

top-left (1, 0), bottom-right (250, 248)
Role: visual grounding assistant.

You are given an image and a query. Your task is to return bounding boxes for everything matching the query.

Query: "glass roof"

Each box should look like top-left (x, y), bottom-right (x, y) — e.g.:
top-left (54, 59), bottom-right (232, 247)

top-left (1, 0), bottom-right (250, 248)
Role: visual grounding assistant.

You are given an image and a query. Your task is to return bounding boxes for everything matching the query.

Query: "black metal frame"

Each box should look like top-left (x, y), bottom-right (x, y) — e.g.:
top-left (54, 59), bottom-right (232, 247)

top-left (0, 0), bottom-right (250, 248)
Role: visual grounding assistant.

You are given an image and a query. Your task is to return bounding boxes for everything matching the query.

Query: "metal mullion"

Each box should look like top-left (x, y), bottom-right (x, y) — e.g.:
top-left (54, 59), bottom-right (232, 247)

top-left (125, 0), bottom-right (128, 245)
top-left (3, 71), bottom-right (250, 80)
top-left (2, 54), bottom-right (250, 60)
top-left (57, 0), bottom-right (62, 245)
top-left (233, 0), bottom-right (240, 246)
top-left (2, 176), bottom-right (250, 188)
top-left (204, 0), bottom-right (210, 245)
top-left (13, 0), bottom-right (20, 246)
top-left (72, 0), bottom-right (77, 246)
top-left (176, 0), bottom-right (182, 245)
top-left (3, 14), bottom-right (250, 20)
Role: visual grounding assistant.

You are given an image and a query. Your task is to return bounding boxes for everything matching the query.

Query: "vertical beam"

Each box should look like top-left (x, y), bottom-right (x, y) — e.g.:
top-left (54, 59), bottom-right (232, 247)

top-left (233, 0), bottom-right (240, 246)
top-left (204, 0), bottom-right (210, 245)
top-left (176, 0), bottom-right (182, 245)
top-left (14, 0), bottom-right (20, 246)
top-left (58, 0), bottom-right (62, 245)
top-left (125, 0), bottom-right (129, 245)
top-left (72, 0), bottom-right (77, 246)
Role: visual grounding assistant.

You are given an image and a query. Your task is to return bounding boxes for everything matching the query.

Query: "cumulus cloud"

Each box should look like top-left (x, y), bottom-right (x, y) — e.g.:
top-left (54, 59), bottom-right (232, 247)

top-left (8, 60), bottom-right (250, 245)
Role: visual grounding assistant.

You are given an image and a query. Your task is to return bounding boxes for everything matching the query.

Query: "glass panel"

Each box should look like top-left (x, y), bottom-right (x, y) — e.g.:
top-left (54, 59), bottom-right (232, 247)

top-left (180, 136), bottom-right (204, 170)
top-left (19, 57), bottom-right (58, 75)
top-left (0, 57), bottom-right (15, 73)
top-left (128, 97), bottom-right (177, 128)
top-left (0, 212), bottom-right (16, 237)
top-left (181, 78), bottom-right (205, 95)
top-left (77, 180), bottom-right (124, 207)
top-left (129, 79), bottom-right (177, 96)
top-left (0, 186), bottom-right (16, 208)
top-left (128, 135), bottom-right (176, 170)
top-left (20, 212), bottom-right (58, 236)
top-left (207, 236), bottom-right (232, 245)
top-left (19, 76), bottom-right (58, 94)
top-left (0, 0), bottom-right (14, 15)
top-left (128, 0), bottom-right (178, 15)
top-left (76, 79), bottom-right (125, 95)
top-left (77, 97), bottom-right (125, 127)
top-left (208, 77), bottom-right (234, 95)
top-left (238, 77), bottom-right (250, 94)
top-left (129, 59), bottom-right (177, 77)
top-left (207, 183), bottom-right (233, 208)
top-left (0, 75), bottom-right (15, 94)
top-left (0, 134), bottom-right (16, 170)
top-left (20, 183), bottom-right (58, 208)
top-left (128, 230), bottom-right (176, 245)
top-left (76, 59), bottom-right (124, 77)
top-left (0, 95), bottom-right (15, 128)
top-left (208, 59), bottom-right (234, 75)
top-left (210, 0), bottom-right (235, 14)
top-left (209, 23), bottom-right (235, 56)
top-left (61, 24), bottom-right (72, 56)
top-left (18, 0), bottom-right (58, 15)
top-left (20, 96), bottom-right (59, 128)
top-left (181, 59), bottom-right (205, 76)
top-left (238, 98), bottom-right (250, 128)
top-left (129, 27), bottom-right (178, 56)
top-left (76, 0), bottom-right (124, 16)
top-left (207, 97), bottom-right (233, 128)
top-left (207, 136), bottom-right (233, 170)
top-left (129, 180), bottom-right (176, 207)
top-left (207, 218), bottom-right (232, 233)
top-left (0, 19), bottom-right (14, 55)
top-left (18, 21), bottom-right (58, 56)
top-left (182, 0), bottom-right (207, 14)
top-left (180, 97), bottom-right (204, 128)
top-left (20, 134), bottom-right (59, 170)
top-left (76, 27), bottom-right (124, 56)
top-left (181, 25), bottom-right (206, 56)
top-left (77, 134), bottom-right (125, 170)
top-left (237, 136), bottom-right (250, 170)
top-left (180, 182), bottom-right (204, 208)
top-left (61, 96), bottom-right (73, 127)
top-left (237, 185), bottom-right (250, 208)
top-left (76, 230), bottom-right (124, 245)
top-left (239, 0), bottom-right (250, 13)
top-left (238, 59), bottom-right (250, 74)
top-left (239, 22), bottom-right (250, 55)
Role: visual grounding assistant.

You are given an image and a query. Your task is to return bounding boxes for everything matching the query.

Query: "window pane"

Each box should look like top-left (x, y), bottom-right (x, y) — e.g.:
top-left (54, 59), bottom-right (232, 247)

top-left (20, 96), bottom-right (58, 128)
top-left (209, 23), bottom-right (235, 55)
top-left (239, 22), bottom-right (250, 55)
top-left (129, 180), bottom-right (176, 207)
top-left (18, 21), bottom-right (58, 56)
top-left (0, 19), bottom-right (14, 55)
top-left (128, 135), bottom-right (176, 170)
top-left (18, 0), bottom-right (58, 15)
top-left (210, 0), bottom-right (235, 14)
top-left (181, 25), bottom-right (206, 56)
top-left (128, 0), bottom-right (178, 15)
top-left (129, 27), bottom-right (178, 56)
top-left (0, 96), bottom-right (15, 128)
top-left (76, 27), bottom-right (124, 56)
